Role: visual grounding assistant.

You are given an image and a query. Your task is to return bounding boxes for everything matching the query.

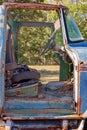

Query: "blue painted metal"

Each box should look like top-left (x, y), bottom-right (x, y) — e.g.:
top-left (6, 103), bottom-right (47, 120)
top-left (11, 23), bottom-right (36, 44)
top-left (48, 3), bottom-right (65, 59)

top-left (80, 71), bottom-right (87, 113)
top-left (6, 98), bottom-right (73, 110)
top-left (68, 41), bottom-right (87, 113)
top-left (69, 41), bottom-right (87, 113)
top-left (61, 7), bottom-right (87, 113)
top-left (0, 5), bottom-right (6, 112)
top-left (69, 41), bottom-right (87, 47)
top-left (18, 22), bottom-right (54, 28)
top-left (69, 41), bottom-right (87, 62)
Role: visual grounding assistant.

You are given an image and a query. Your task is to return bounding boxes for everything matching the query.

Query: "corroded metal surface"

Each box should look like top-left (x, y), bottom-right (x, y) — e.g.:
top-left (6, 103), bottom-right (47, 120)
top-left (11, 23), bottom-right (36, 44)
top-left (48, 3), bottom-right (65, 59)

top-left (8, 120), bottom-right (62, 130)
top-left (5, 97), bottom-right (73, 109)
top-left (80, 71), bottom-right (87, 113)
top-left (0, 5), bottom-right (6, 113)
top-left (80, 65), bottom-right (87, 71)
top-left (0, 127), bottom-right (5, 130)
top-left (69, 42), bottom-right (87, 113)
top-left (4, 2), bottom-right (63, 10)
top-left (6, 83), bottom-right (39, 97)
top-left (3, 80), bottom-right (74, 120)
top-left (0, 3), bottom-right (87, 129)
top-left (2, 114), bottom-right (82, 120)
top-left (3, 87), bottom-right (75, 120)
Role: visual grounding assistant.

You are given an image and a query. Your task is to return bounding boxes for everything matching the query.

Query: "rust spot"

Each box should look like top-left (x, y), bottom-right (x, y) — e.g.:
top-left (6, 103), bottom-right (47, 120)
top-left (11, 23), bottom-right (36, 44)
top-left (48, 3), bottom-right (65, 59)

top-left (16, 90), bottom-right (23, 95)
top-left (2, 61), bottom-right (5, 73)
top-left (80, 65), bottom-right (87, 71)
top-left (19, 128), bottom-right (59, 130)
top-left (77, 98), bottom-right (82, 114)
top-left (35, 85), bottom-right (38, 92)
top-left (4, 49), bottom-right (6, 54)
top-left (75, 66), bottom-right (78, 71)
top-left (0, 127), bottom-right (5, 130)
top-left (4, 2), bottom-right (62, 11)
top-left (2, 63), bottom-right (4, 68)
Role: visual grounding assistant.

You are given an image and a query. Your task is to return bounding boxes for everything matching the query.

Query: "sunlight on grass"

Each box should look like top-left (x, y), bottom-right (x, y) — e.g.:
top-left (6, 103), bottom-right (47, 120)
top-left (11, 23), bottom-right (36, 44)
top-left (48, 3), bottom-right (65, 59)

top-left (30, 65), bottom-right (60, 83)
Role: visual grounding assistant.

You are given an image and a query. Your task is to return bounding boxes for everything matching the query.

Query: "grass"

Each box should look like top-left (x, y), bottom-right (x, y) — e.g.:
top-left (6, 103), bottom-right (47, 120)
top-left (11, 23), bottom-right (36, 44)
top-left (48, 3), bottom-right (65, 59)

top-left (30, 65), bottom-right (60, 83)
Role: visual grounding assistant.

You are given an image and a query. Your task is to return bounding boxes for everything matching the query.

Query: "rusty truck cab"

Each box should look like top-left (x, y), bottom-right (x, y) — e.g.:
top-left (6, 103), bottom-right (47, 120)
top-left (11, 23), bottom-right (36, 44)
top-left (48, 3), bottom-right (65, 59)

top-left (0, 2), bottom-right (87, 130)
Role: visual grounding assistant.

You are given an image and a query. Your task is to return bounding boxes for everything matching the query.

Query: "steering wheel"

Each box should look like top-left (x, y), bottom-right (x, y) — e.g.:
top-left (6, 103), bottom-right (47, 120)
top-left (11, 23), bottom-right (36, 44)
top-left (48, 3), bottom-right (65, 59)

top-left (40, 30), bottom-right (57, 55)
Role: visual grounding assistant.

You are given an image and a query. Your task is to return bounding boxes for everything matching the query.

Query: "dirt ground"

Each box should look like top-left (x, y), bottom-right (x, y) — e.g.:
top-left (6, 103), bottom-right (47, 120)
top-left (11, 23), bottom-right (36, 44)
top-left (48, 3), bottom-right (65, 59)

top-left (30, 65), bottom-right (60, 83)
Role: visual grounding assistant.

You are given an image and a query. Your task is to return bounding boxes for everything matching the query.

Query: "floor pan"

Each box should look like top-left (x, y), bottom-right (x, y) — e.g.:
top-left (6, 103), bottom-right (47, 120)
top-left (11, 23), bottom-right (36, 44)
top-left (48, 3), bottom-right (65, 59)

top-left (3, 81), bottom-right (75, 119)
top-left (2, 96), bottom-right (75, 119)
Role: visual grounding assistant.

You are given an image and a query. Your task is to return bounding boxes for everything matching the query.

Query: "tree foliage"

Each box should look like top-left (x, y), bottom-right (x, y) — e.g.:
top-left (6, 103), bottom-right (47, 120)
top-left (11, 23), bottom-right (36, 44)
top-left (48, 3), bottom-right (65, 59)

top-left (67, 3), bottom-right (87, 39)
top-left (13, 9), bottom-right (58, 65)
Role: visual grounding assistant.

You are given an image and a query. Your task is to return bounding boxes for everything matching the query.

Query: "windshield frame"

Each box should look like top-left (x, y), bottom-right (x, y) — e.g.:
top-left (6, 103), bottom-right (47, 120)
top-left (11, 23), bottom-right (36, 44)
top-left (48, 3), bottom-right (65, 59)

top-left (63, 8), bottom-right (84, 43)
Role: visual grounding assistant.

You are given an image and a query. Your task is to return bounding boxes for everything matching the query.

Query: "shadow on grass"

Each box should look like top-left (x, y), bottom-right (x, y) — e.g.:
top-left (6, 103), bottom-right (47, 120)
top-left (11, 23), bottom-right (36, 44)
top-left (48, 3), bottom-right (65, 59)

top-left (39, 70), bottom-right (59, 76)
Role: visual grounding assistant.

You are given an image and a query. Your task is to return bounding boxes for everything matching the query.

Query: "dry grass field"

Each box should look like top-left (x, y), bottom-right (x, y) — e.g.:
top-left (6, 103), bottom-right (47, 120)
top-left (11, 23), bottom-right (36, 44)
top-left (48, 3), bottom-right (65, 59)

top-left (30, 65), bottom-right (60, 83)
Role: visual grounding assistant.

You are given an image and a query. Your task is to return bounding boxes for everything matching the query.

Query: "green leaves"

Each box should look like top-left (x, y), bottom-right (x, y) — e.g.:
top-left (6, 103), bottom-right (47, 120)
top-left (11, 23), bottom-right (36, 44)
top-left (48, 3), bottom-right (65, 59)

top-left (66, 3), bottom-right (87, 39)
top-left (18, 26), bottom-right (53, 65)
